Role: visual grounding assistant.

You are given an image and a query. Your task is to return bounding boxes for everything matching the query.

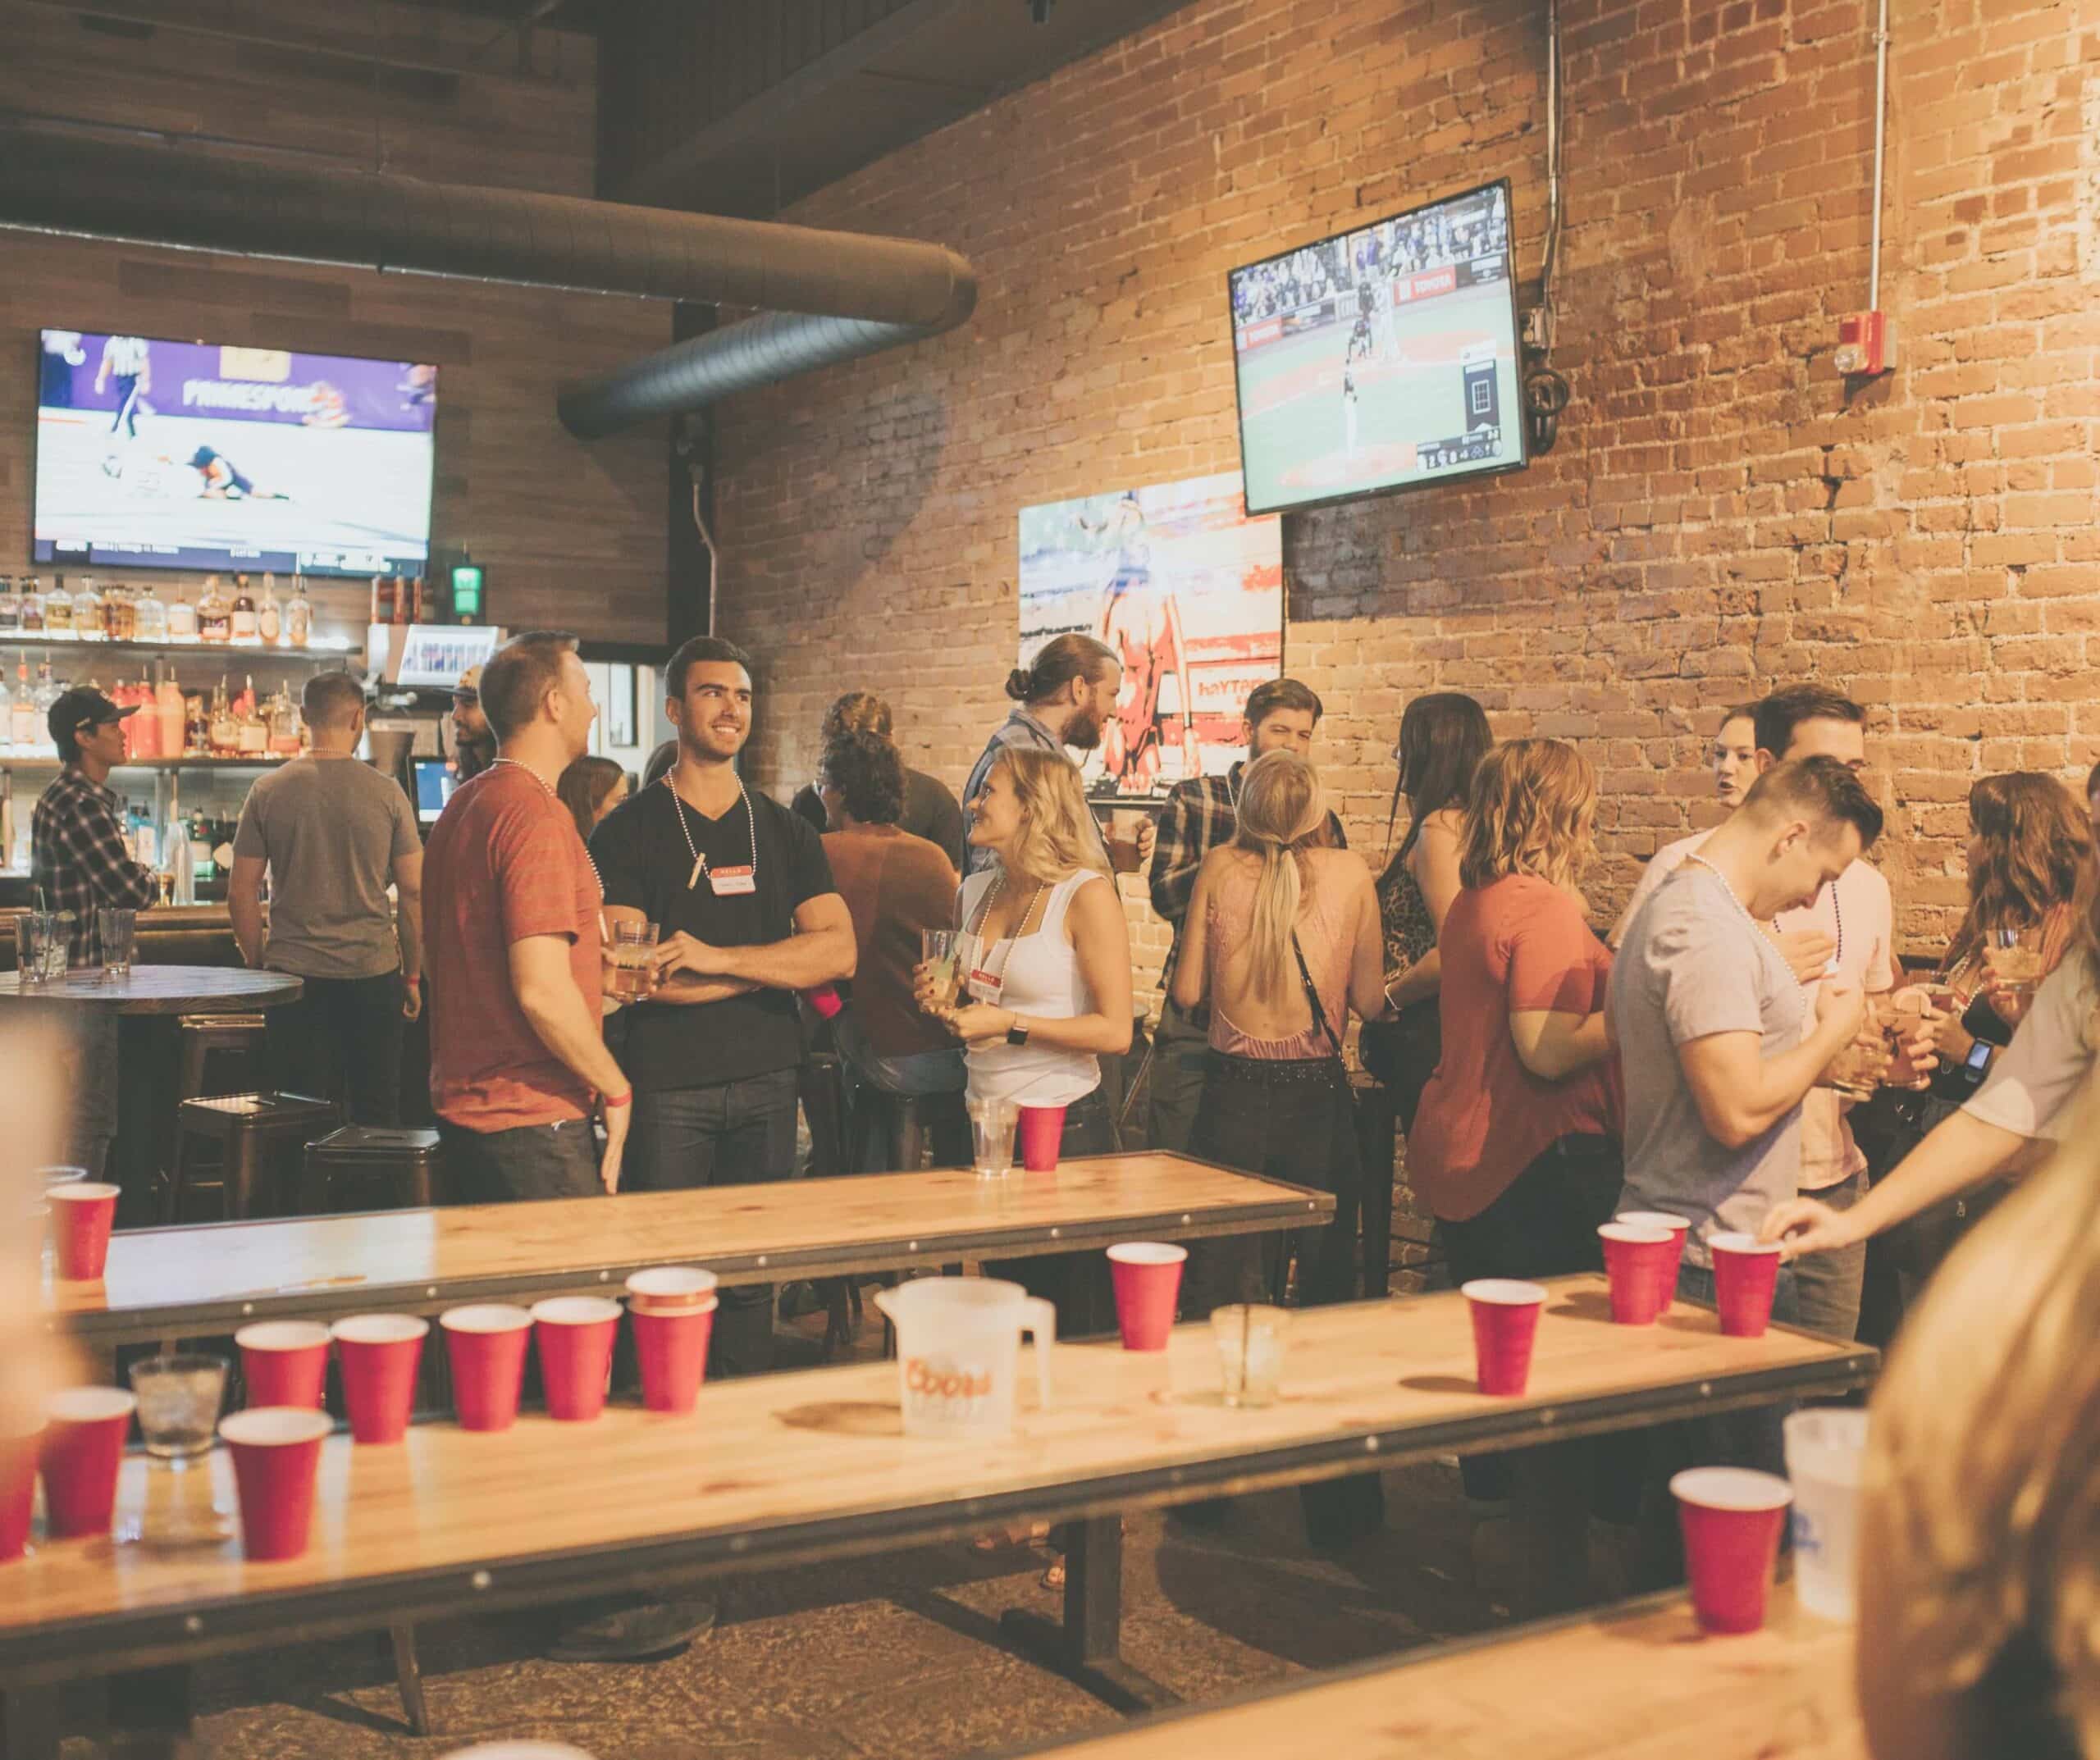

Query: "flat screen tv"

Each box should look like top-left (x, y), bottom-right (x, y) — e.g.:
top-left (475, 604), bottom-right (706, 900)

top-left (34, 330), bottom-right (437, 577)
top-left (1227, 180), bottom-right (1525, 516)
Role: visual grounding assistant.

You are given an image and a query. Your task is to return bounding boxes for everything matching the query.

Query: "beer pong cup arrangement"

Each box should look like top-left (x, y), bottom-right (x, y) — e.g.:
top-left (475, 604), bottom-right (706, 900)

top-left (1598, 1222), bottom-right (1675, 1325)
top-left (220, 1408), bottom-right (334, 1562)
top-left (1709, 1232), bottom-right (1784, 1338)
top-left (531, 1297), bottom-right (623, 1422)
top-left (48, 1181), bottom-right (120, 1281)
top-left (236, 1321), bottom-right (331, 1410)
top-left (1672, 1467), bottom-right (1793, 1634)
top-left (1462, 1279), bottom-right (1548, 1396)
top-left (40, 1387), bottom-right (136, 1539)
top-left (0, 1420), bottom-right (42, 1562)
top-left (1017, 1104), bottom-right (1066, 1172)
top-left (626, 1268), bottom-right (719, 1413)
top-left (1106, 1242), bottom-right (1186, 1351)
top-left (441, 1305), bottom-right (534, 1433)
top-left (1614, 1211), bottom-right (1690, 1311)
top-left (331, 1315), bottom-right (428, 1443)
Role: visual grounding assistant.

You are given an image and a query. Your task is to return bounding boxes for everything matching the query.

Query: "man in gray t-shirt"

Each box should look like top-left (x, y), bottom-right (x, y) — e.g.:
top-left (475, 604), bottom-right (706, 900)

top-left (1608, 757), bottom-right (1884, 1272)
top-left (230, 673), bottom-right (423, 1125)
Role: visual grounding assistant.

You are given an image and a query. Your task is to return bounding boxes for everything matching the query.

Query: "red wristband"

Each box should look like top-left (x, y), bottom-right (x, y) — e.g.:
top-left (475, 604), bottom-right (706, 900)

top-left (602, 1091), bottom-right (632, 1110)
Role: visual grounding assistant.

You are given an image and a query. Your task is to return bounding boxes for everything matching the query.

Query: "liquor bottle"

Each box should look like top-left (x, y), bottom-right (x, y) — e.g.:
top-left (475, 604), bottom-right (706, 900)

top-left (32, 659), bottom-right (60, 753)
top-left (209, 678), bottom-right (238, 756)
top-left (42, 574), bottom-right (74, 637)
top-left (131, 581), bottom-right (167, 644)
top-left (409, 575), bottom-right (426, 624)
top-left (167, 586), bottom-right (197, 642)
top-left (102, 584), bottom-right (135, 643)
top-left (18, 577), bottom-right (43, 636)
top-left (127, 679), bottom-right (160, 760)
top-left (7, 657), bottom-right (34, 755)
top-left (236, 676), bottom-right (268, 756)
top-left (267, 685), bottom-right (301, 756)
top-left (390, 574), bottom-right (409, 626)
top-left (258, 572), bottom-right (281, 645)
top-left (0, 579), bottom-right (17, 638)
top-left (184, 693), bottom-right (208, 756)
top-left (72, 576), bottom-right (103, 641)
top-left (230, 574), bottom-right (258, 645)
top-left (155, 673), bottom-right (185, 758)
top-left (285, 572), bottom-right (313, 649)
top-left (197, 576), bottom-right (231, 644)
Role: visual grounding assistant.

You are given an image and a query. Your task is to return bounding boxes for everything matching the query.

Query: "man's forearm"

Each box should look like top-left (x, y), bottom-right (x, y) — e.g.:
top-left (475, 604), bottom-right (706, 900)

top-left (395, 891), bottom-right (424, 982)
top-left (711, 928), bottom-right (854, 990)
top-left (647, 974), bottom-right (760, 1007)
top-left (228, 892), bottom-right (265, 969)
top-left (518, 981), bottom-right (627, 1096)
top-left (1746, 1028), bottom-right (1852, 1129)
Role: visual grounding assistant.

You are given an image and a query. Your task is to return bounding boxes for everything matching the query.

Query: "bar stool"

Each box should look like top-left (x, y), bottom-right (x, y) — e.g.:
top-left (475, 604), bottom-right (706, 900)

top-left (164, 1093), bottom-right (341, 1224)
top-left (177, 1013), bottom-right (267, 1099)
top-left (299, 1127), bottom-right (445, 1215)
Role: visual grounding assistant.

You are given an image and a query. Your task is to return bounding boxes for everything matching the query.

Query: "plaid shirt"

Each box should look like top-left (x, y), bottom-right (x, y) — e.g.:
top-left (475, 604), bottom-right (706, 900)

top-left (1148, 764), bottom-right (1346, 987)
top-left (31, 766), bottom-right (157, 967)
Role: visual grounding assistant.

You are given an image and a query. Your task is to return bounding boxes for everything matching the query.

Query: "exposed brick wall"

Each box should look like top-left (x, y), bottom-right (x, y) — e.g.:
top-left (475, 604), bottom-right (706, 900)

top-left (715, 0), bottom-right (2099, 973)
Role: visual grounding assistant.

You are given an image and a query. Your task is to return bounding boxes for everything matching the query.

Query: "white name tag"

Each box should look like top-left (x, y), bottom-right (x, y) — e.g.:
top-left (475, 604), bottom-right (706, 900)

top-left (966, 966), bottom-right (1005, 1005)
top-left (709, 864), bottom-right (757, 896)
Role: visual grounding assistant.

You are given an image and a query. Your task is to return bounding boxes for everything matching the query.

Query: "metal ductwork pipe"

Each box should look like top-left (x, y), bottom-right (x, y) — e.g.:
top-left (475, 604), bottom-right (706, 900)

top-left (0, 124), bottom-right (977, 436)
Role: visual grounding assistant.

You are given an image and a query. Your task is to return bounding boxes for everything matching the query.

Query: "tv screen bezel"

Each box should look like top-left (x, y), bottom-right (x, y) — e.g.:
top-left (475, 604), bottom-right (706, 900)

top-left (1226, 176), bottom-right (1528, 519)
top-left (30, 327), bottom-right (440, 579)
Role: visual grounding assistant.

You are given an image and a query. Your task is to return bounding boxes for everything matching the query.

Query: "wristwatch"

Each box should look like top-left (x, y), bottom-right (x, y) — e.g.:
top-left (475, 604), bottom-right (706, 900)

top-left (1006, 1015), bottom-right (1031, 1047)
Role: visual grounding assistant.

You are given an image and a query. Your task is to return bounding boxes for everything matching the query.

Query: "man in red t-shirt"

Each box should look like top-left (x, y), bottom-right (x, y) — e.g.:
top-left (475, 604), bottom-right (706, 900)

top-left (424, 631), bottom-right (632, 1201)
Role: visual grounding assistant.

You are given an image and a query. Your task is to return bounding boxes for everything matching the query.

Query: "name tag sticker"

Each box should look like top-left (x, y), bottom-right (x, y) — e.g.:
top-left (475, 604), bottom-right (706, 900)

top-left (967, 967), bottom-right (1005, 1005)
top-left (709, 865), bottom-right (757, 896)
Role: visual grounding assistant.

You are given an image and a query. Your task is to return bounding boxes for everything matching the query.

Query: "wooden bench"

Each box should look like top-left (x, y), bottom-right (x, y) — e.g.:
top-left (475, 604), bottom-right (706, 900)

top-left (1002, 1583), bottom-right (1864, 1759)
top-left (1, 1276), bottom-right (1875, 1756)
top-left (48, 1151), bottom-right (1333, 1349)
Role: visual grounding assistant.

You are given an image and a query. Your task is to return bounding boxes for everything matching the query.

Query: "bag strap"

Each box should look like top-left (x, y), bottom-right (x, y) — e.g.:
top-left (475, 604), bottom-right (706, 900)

top-left (1290, 929), bottom-right (1345, 1061)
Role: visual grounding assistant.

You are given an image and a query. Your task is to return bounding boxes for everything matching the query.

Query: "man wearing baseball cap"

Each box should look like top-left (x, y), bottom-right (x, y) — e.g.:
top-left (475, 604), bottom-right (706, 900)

top-left (451, 665), bottom-right (496, 782)
top-left (31, 686), bottom-right (157, 969)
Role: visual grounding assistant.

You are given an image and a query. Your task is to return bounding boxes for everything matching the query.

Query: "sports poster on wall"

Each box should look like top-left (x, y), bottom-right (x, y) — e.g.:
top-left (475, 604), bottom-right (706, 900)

top-left (1017, 471), bottom-right (1283, 804)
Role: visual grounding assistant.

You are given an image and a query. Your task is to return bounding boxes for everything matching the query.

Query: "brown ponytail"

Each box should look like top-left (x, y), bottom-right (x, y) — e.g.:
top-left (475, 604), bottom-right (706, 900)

top-left (1009, 634), bottom-right (1116, 705)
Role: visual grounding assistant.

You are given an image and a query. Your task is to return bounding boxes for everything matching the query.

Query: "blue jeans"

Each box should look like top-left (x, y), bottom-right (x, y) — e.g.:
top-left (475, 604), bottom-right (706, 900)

top-left (627, 1067), bottom-right (800, 1376)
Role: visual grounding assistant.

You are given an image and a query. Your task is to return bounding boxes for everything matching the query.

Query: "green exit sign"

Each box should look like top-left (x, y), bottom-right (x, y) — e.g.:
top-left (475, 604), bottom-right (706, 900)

top-left (450, 563), bottom-right (484, 622)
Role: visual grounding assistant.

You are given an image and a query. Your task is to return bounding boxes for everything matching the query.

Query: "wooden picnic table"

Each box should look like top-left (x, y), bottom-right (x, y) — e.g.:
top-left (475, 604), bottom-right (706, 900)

top-left (1004, 1582), bottom-right (1863, 1759)
top-left (1, 1274), bottom-right (1875, 1755)
top-left (48, 1152), bottom-right (1334, 1348)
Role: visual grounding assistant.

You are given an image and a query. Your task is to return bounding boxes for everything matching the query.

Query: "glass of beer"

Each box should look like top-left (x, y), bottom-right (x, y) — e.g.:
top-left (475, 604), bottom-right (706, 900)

top-left (608, 919), bottom-right (660, 1001)
top-left (1986, 926), bottom-right (2046, 1003)
top-left (1826, 999), bottom-right (1890, 1101)
top-left (921, 929), bottom-right (961, 1012)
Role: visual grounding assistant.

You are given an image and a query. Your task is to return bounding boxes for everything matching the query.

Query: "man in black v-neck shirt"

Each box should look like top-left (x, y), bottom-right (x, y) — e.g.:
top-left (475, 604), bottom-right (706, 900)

top-left (589, 636), bottom-right (855, 1376)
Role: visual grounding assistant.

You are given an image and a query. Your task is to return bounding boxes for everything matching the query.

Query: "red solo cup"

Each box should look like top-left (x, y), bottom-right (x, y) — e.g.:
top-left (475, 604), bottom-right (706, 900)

top-left (48, 1183), bottom-right (120, 1281)
top-left (330, 1315), bottom-right (428, 1444)
top-left (1017, 1104), bottom-right (1066, 1172)
top-left (1615, 1211), bottom-right (1690, 1311)
top-left (1107, 1242), bottom-right (1187, 1351)
top-left (0, 1422), bottom-right (43, 1562)
top-left (631, 1297), bottom-right (718, 1413)
top-left (221, 1407), bottom-right (334, 1562)
top-left (1462, 1279), bottom-right (1548, 1395)
top-left (1598, 1223), bottom-right (1675, 1325)
top-left (1709, 1232), bottom-right (1784, 1338)
top-left (624, 1266), bottom-right (719, 1314)
top-left (441, 1305), bottom-right (533, 1433)
top-left (236, 1321), bottom-right (331, 1411)
top-left (39, 1386), bottom-right (136, 1539)
top-left (531, 1297), bottom-right (622, 1422)
top-left (1672, 1466), bottom-right (1793, 1633)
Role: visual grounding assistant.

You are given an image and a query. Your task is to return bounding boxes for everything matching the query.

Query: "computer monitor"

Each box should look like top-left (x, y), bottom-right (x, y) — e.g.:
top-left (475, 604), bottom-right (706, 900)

top-left (410, 757), bottom-right (458, 825)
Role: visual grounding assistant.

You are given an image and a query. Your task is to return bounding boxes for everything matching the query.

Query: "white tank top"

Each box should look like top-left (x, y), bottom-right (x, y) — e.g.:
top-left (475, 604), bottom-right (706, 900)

top-left (956, 868), bottom-right (1104, 1107)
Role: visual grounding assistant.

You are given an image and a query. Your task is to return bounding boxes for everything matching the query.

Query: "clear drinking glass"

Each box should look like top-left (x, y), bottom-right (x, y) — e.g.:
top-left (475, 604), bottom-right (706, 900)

top-left (98, 907), bottom-right (137, 976)
top-left (12, 913), bottom-right (50, 987)
top-left (608, 919), bottom-right (660, 1001)
top-left (969, 1094), bottom-right (1018, 1179)
top-left (43, 913), bottom-right (74, 982)
top-left (1825, 999), bottom-right (1890, 1101)
top-left (1212, 1305), bottom-right (1290, 1408)
top-left (1987, 926), bottom-right (2046, 1002)
top-left (921, 928), bottom-right (961, 1012)
top-left (126, 1354), bottom-right (234, 1546)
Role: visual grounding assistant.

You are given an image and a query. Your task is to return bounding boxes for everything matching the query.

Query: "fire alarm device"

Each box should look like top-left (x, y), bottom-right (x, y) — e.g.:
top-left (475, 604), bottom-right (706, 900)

top-left (1834, 310), bottom-right (1895, 377)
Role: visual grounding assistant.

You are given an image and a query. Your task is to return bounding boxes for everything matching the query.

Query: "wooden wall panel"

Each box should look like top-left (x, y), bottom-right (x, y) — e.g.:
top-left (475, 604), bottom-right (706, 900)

top-left (0, 0), bottom-right (670, 649)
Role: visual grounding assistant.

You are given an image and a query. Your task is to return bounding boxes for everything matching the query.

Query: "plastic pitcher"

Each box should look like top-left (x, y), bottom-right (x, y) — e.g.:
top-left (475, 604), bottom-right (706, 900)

top-left (1783, 1407), bottom-right (1869, 1620)
top-left (874, 1278), bottom-right (1053, 1439)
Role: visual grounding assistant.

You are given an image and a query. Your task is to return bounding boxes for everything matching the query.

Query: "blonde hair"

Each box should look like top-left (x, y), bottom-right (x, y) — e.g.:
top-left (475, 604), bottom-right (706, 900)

top-left (991, 748), bottom-right (1111, 885)
top-left (1459, 738), bottom-right (1597, 891)
top-left (1230, 750), bottom-right (1327, 1002)
top-left (1865, 1081), bottom-right (2100, 1753)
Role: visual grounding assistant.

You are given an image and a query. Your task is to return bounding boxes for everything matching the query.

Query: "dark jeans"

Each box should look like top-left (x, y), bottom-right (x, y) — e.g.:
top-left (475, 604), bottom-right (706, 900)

top-left (987, 1087), bottom-right (1120, 1337)
top-left (1359, 998), bottom-right (1440, 1138)
top-left (439, 1116), bottom-right (601, 1205)
top-left (269, 970), bottom-right (405, 1127)
top-left (627, 1067), bottom-right (800, 1377)
top-left (1437, 1133), bottom-right (1626, 1512)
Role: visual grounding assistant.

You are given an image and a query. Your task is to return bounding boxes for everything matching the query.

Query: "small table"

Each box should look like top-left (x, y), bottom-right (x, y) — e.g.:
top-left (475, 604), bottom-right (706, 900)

top-left (0, 966), bottom-right (304, 1221)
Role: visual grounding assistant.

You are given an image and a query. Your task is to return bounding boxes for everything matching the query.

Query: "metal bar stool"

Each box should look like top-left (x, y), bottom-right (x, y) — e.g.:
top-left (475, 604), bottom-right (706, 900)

top-left (164, 1094), bottom-right (342, 1224)
top-left (176, 1014), bottom-right (268, 1100)
top-left (299, 1127), bottom-right (445, 1215)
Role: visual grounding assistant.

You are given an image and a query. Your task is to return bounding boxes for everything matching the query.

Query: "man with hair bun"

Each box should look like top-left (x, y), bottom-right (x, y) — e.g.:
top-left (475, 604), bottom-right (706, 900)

top-left (229, 670), bottom-right (424, 1124)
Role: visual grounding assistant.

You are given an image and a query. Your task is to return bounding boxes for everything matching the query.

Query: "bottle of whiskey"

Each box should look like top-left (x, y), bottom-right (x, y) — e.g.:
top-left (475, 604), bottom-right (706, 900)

top-left (198, 576), bottom-right (231, 644)
top-left (258, 572), bottom-right (281, 645)
top-left (230, 574), bottom-right (259, 645)
top-left (209, 678), bottom-right (238, 755)
top-left (285, 572), bottom-right (313, 649)
top-left (237, 676), bottom-right (269, 757)
top-left (167, 586), bottom-right (198, 642)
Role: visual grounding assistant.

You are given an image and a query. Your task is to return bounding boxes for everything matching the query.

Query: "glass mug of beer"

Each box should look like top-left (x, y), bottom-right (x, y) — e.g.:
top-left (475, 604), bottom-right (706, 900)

top-left (607, 919), bottom-right (660, 1001)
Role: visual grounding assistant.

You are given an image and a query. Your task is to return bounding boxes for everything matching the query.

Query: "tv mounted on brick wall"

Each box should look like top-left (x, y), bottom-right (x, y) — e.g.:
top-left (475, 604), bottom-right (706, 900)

top-left (34, 329), bottom-right (437, 578)
top-left (1227, 179), bottom-right (1526, 516)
